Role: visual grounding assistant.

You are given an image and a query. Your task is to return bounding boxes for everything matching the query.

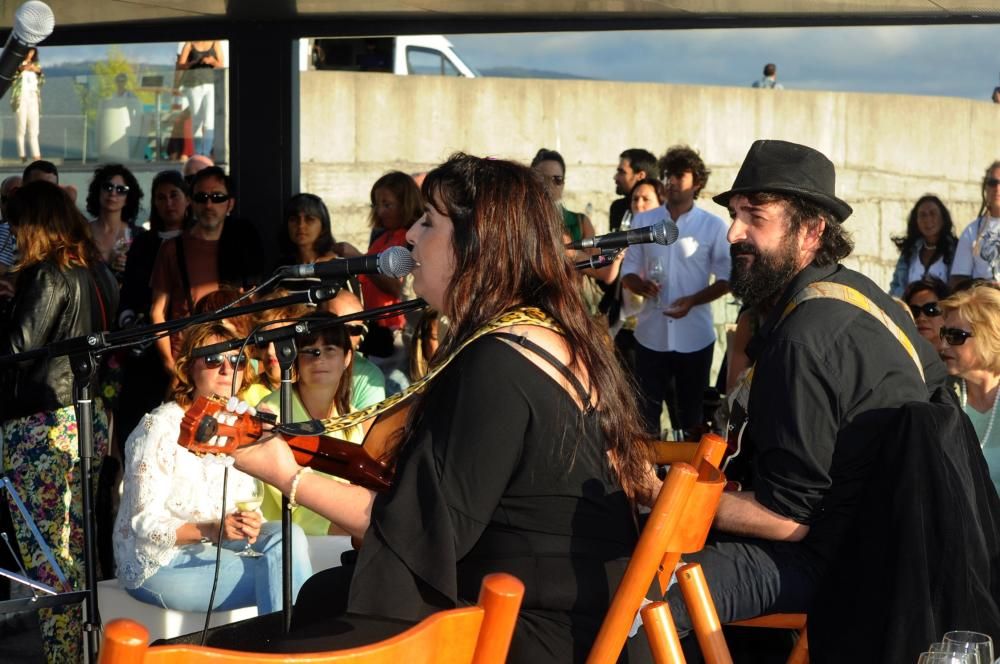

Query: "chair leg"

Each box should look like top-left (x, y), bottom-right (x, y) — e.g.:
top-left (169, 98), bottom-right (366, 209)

top-left (675, 563), bottom-right (733, 664)
top-left (640, 601), bottom-right (686, 664)
top-left (787, 627), bottom-right (808, 664)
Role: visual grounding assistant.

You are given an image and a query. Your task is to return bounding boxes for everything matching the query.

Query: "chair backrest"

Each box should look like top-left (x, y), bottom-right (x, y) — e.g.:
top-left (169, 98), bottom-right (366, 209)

top-left (98, 573), bottom-right (524, 664)
top-left (586, 433), bottom-right (728, 664)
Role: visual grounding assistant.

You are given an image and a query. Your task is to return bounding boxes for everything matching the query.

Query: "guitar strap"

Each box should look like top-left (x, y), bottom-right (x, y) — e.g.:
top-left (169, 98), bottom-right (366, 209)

top-left (317, 306), bottom-right (564, 434)
top-left (723, 281), bottom-right (925, 475)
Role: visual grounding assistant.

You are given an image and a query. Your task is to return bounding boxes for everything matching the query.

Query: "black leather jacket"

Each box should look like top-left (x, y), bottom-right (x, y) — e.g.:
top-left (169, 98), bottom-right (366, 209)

top-left (1, 260), bottom-right (119, 421)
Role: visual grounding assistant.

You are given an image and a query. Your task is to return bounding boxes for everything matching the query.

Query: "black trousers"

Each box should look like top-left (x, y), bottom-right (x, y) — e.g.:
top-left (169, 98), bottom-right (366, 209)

top-left (664, 534), bottom-right (824, 633)
top-left (634, 340), bottom-right (714, 436)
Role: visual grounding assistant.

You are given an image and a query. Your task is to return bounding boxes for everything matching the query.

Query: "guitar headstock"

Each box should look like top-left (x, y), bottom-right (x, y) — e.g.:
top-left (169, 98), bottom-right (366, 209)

top-left (179, 395), bottom-right (265, 456)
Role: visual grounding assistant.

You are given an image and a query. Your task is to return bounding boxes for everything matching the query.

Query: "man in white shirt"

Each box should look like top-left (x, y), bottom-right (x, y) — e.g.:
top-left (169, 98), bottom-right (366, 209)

top-left (621, 145), bottom-right (731, 436)
top-left (951, 160), bottom-right (1000, 286)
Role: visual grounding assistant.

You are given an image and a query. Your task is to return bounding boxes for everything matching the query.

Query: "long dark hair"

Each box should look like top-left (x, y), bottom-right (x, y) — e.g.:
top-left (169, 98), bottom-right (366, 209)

top-left (295, 312), bottom-right (353, 416)
top-left (418, 153), bottom-right (652, 500)
top-left (148, 169), bottom-right (190, 233)
top-left (85, 163), bottom-right (144, 224)
top-left (278, 193), bottom-right (335, 263)
top-left (891, 195), bottom-right (957, 266)
top-left (9, 181), bottom-right (101, 270)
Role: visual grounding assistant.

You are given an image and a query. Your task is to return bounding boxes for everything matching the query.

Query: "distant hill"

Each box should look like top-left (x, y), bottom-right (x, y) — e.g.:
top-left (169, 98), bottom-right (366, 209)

top-left (478, 66), bottom-right (590, 81)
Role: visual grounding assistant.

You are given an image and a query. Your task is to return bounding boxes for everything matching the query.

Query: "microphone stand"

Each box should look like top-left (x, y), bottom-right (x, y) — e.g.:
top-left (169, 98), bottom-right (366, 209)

top-left (0, 278), bottom-right (422, 661)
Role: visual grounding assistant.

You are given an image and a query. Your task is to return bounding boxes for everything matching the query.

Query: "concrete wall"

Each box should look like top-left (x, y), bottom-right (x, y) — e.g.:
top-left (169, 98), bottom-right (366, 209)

top-left (299, 70), bottom-right (1000, 370)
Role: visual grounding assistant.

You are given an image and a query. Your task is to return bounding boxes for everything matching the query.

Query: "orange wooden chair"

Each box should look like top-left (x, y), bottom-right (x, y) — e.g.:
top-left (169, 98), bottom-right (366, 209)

top-left (97, 572), bottom-right (524, 664)
top-left (585, 433), bottom-right (728, 664)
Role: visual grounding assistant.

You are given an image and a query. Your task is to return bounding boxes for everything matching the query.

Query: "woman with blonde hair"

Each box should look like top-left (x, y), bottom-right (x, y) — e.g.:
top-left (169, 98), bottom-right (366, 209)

top-left (938, 283), bottom-right (1000, 492)
top-left (114, 322), bottom-right (311, 613)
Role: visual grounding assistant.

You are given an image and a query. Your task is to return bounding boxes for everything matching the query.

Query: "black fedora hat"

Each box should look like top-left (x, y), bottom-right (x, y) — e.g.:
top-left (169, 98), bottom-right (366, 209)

top-left (712, 140), bottom-right (853, 222)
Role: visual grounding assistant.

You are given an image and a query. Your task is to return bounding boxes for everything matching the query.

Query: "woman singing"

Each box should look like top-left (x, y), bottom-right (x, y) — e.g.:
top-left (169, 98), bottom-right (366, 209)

top-left (230, 154), bottom-right (654, 661)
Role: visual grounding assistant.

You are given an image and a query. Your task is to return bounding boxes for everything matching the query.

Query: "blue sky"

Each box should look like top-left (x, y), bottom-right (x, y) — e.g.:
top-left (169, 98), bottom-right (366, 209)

top-left (40, 25), bottom-right (1000, 101)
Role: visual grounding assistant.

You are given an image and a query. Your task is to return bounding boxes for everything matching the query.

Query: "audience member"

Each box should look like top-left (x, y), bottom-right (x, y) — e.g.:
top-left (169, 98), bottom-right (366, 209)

top-left (113, 322), bottom-right (311, 613)
top-left (358, 172), bottom-right (421, 390)
top-left (532, 148), bottom-right (596, 244)
top-left (227, 153), bottom-right (654, 660)
top-left (182, 153), bottom-right (213, 182)
top-left (259, 315), bottom-right (362, 535)
top-left (0, 176), bottom-right (22, 275)
top-left (951, 160), bottom-right (1000, 285)
top-left (241, 293), bottom-right (311, 406)
top-left (86, 164), bottom-right (146, 281)
top-left (664, 139), bottom-right (946, 633)
top-left (326, 289), bottom-right (386, 411)
top-left (11, 47), bottom-right (42, 162)
top-left (752, 62), bottom-right (783, 89)
top-left (621, 145), bottom-right (730, 437)
top-left (610, 148), bottom-right (657, 232)
top-left (22, 159), bottom-right (57, 184)
top-left (889, 194), bottom-right (957, 296)
top-left (902, 277), bottom-right (950, 348)
top-left (938, 284), bottom-right (1000, 493)
top-left (149, 166), bottom-right (265, 369)
top-left (0, 181), bottom-right (118, 662)
top-left (408, 308), bottom-right (445, 381)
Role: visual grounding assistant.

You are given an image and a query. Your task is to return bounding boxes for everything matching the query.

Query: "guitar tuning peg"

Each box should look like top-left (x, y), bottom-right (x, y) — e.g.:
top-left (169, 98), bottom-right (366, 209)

top-left (217, 436), bottom-right (228, 447)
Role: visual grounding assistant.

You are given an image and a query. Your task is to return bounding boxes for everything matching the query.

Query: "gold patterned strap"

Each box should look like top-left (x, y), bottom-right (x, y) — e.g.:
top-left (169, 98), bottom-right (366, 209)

top-left (780, 281), bottom-right (925, 383)
top-left (319, 307), bottom-right (563, 433)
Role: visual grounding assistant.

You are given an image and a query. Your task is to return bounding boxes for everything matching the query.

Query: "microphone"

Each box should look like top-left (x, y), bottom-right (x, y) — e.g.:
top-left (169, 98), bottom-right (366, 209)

top-left (279, 245), bottom-right (415, 280)
top-left (568, 219), bottom-right (679, 251)
top-left (0, 2), bottom-right (54, 100)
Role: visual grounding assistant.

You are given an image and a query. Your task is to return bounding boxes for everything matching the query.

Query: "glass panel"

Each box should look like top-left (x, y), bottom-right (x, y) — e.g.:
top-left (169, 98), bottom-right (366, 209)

top-left (406, 47), bottom-right (447, 76)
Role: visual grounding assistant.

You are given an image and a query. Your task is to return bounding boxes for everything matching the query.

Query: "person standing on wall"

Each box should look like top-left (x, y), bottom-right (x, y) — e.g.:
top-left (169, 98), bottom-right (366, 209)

top-left (11, 47), bottom-right (43, 163)
top-left (175, 41), bottom-right (224, 158)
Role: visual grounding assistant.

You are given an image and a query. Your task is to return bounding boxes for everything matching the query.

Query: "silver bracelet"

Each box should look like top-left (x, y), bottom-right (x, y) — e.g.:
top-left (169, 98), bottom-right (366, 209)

top-left (288, 467), bottom-right (313, 509)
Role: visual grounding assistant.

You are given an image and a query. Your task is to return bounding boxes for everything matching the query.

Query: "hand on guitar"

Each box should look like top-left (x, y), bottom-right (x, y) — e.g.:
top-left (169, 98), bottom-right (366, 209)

top-left (212, 397), bottom-right (303, 495)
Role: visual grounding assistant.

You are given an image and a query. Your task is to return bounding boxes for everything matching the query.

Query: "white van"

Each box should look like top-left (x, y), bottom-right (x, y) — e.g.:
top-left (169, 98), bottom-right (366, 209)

top-left (299, 35), bottom-right (477, 78)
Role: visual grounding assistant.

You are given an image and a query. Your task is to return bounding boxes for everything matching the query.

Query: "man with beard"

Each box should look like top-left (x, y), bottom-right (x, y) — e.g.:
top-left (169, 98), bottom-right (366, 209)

top-left (149, 166), bottom-right (265, 369)
top-left (621, 145), bottom-right (730, 437)
top-left (610, 148), bottom-right (657, 232)
top-left (662, 139), bottom-right (947, 629)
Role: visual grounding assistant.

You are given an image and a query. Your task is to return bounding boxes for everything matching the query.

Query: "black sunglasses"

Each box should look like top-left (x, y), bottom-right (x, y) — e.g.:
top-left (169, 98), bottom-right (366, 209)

top-left (192, 192), bottom-right (231, 204)
top-left (940, 327), bottom-right (974, 346)
top-left (102, 182), bottom-right (130, 195)
top-left (986, 177), bottom-right (1000, 188)
top-left (344, 324), bottom-right (366, 337)
top-left (201, 353), bottom-right (247, 370)
top-left (908, 302), bottom-right (942, 319)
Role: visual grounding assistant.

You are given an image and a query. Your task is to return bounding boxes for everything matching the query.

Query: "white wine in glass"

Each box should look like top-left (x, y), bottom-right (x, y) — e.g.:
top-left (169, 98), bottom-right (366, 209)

top-left (234, 479), bottom-right (264, 558)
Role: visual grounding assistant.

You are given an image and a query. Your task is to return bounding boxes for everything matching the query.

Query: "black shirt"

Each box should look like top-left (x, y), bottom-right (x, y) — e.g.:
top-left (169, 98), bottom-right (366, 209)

top-left (743, 263), bottom-right (948, 566)
top-left (609, 197), bottom-right (629, 233)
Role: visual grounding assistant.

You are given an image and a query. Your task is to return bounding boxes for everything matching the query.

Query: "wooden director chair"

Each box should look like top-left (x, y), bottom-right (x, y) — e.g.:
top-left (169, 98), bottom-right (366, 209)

top-left (98, 572), bottom-right (524, 664)
top-left (641, 437), bottom-right (808, 664)
top-left (586, 433), bottom-right (728, 664)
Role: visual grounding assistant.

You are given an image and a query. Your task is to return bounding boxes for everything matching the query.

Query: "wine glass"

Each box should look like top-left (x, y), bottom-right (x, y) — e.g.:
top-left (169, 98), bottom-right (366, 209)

top-left (943, 631), bottom-right (994, 664)
top-left (929, 641), bottom-right (980, 664)
top-left (233, 478), bottom-right (264, 558)
top-left (918, 653), bottom-right (975, 664)
top-left (646, 256), bottom-right (664, 307)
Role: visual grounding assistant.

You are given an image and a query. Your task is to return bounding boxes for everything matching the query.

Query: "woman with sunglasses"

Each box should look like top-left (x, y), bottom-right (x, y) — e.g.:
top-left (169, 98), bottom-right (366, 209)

top-left (114, 322), bottom-right (312, 614)
top-left (888, 195), bottom-right (957, 297)
top-left (938, 285), bottom-right (1000, 492)
top-left (0, 181), bottom-right (118, 662)
top-left (951, 160), bottom-right (1000, 286)
top-left (902, 277), bottom-right (950, 347)
top-left (258, 314), bottom-right (363, 535)
top-left (86, 163), bottom-right (145, 281)
top-left (227, 154), bottom-right (653, 661)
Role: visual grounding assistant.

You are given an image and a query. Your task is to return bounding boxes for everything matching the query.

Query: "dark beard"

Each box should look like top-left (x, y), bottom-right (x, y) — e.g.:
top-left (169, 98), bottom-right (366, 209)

top-left (729, 239), bottom-right (800, 308)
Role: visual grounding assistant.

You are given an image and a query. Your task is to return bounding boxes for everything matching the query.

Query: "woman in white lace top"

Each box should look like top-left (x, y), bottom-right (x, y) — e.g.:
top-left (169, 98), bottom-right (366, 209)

top-left (112, 322), bottom-right (312, 612)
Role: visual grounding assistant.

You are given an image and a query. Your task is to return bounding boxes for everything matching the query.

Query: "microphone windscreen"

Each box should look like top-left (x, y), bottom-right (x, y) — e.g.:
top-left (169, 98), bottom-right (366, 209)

top-left (653, 220), bottom-right (680, 246)
top-left (378, 245), bottom-right (416, 278)
top-left (13, 1), bottom-right (54, 45)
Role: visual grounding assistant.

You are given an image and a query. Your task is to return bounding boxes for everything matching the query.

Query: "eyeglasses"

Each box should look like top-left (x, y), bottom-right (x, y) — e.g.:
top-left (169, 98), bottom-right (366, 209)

top-left (102, 182), bottom-right (130, 195)
top-left (986, 178), bottom-right (1000, 188)
top-left (940, 327), bottom-right (974, 346)
top-left (542, 175), bottom-right (565, 186)
top-left (200, 353), bottom-right (247, 370)
top-left (192, 192), bottom-right (231, 204)
top-left (908, 302), bottom-right (942, 319)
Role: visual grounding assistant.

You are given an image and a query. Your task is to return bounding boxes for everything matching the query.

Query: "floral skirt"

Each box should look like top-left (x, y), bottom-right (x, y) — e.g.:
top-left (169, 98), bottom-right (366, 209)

top-left (2, 403), bottom-right (109, 664)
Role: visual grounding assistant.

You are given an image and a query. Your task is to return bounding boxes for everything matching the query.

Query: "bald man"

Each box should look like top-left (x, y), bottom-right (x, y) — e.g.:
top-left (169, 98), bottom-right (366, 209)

top-left (182, 154), bottom-right (214, 180)
top-left (326, 288), bottom-right (386, 411)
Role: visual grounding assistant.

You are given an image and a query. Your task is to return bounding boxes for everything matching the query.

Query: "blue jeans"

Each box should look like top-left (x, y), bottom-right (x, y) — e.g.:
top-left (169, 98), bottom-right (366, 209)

top-left (127, 521), bottom-right (312, 614)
